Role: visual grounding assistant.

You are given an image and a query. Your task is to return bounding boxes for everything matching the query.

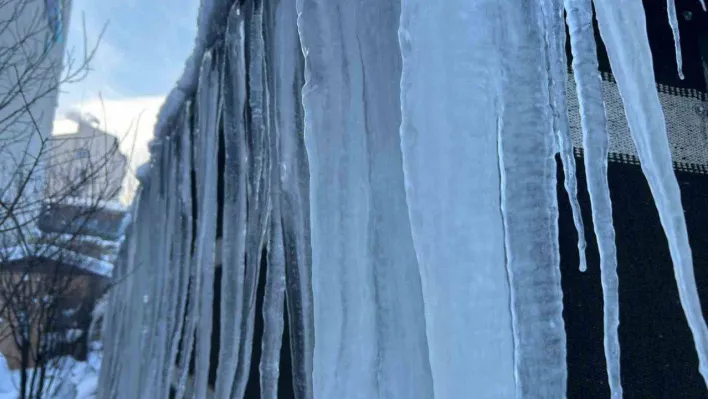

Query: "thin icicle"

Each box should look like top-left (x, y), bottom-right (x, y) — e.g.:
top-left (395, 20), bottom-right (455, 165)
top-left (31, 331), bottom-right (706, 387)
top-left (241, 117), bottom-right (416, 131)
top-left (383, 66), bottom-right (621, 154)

top-left (701, 0), bottom-right (707, 12)
top-left (541, 0), bottom-right (588, 272)
top-left (166, 109), bottom-right (195, 398)
top-left (233, 1), bottom-right (273, 396)
top-left (175, 103), bottom-right (200, 399)
top-left (259, 197), bottom-right (286, 399)
top-left (565, 0), bottom-right (622, 395)
top-left (666, 0), bottom-right (685, 80)
top-left (193, 49), bottom-right (221, 399)
top-left (593, 0), bottom-right (708, 388)
top-left (214, 4), bottom-right (249, 398)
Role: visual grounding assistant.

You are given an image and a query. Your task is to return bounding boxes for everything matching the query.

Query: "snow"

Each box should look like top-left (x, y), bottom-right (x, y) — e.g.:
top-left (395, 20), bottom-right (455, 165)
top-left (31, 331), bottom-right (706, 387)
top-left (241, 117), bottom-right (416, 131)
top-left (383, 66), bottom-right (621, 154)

top-left (47, 197), bottom-right (127, 214)
top-left (0, 244), bottom-right (114, 277)
top-left (0, 355), bottom-right (11, 394)
top-left (0, 352), bottom-right (101, 399)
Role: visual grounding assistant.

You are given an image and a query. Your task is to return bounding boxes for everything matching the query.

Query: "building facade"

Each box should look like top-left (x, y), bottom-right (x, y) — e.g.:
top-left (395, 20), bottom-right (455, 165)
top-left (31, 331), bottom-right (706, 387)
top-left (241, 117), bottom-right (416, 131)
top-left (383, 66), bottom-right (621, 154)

top-left (0, 0), bottom-right (71, 242)
top-left (46, 113), bottom-right (128, 202)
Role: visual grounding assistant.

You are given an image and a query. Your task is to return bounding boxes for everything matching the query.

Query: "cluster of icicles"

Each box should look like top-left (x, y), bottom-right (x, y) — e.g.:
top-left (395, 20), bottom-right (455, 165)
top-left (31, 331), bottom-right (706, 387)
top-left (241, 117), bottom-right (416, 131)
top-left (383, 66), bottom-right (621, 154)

top-left (97, 0), bottom-right (708, 398)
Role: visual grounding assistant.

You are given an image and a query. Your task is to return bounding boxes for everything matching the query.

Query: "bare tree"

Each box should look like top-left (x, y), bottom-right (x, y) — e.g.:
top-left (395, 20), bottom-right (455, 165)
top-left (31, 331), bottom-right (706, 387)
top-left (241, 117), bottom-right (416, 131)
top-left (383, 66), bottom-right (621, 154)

top-left (0, 1), bottom-right (136, 397)
top-left (0, 122), bottom-right (134, 397)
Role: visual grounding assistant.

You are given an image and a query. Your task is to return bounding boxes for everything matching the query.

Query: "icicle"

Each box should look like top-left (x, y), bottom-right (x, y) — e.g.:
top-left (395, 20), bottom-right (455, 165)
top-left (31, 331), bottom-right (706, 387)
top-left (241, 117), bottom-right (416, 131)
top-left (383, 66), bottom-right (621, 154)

top-left (233, 0), bottom-right (273, 396)
top-left (701, 0), bottom-right (707, 12)
top-left (541, 0), bottom-right (588, 272)
top-left (565, 0), bottom-right (622, 395)
top-left (175, 103), bottom-right (200, 399)
top-left (259, 193), bottom-right (286, 399)
top-left (397, 0), bottom-right (513, 397)
top-left (497, 1), bottom-right (567, 397)
top-left (214, 4), bottom-right (249, 398)
top-left (593, 0), bottom-right (708, 387)
top-left (165, 109), bottom-right (195, 399)
top-left (297, 0), bottom-right (435, 396)
top-left (667, 0), bottom-right (685, 80)
top-left (193, 49), bottom-right (221, 399)
top-left (357, 1), bottom-right (434, 398)
top-left (272, 0), bottom-right (315, 396)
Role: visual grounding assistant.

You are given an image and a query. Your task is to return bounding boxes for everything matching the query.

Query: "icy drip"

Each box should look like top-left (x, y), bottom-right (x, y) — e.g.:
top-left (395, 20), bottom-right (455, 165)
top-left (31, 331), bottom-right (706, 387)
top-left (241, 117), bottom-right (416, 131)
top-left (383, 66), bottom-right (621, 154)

top-left (666, 0), bottom-right (684, 80)
top-left (564, 0), bottom-right (622, 395)
top-left (214, 4), bottom-right (248, 398)
top-left (193, 49), bottom-right (221, 399)
top-left (593, 0), bottom-right (708, 388)
top-left (541, 0), bottom-right (588, 272)
top-left (233, 0), bottom-right (273, 396)
top-left (498, 1), bottom-right (567, 397)
top-left (398, 1), bottom-right (514, 398)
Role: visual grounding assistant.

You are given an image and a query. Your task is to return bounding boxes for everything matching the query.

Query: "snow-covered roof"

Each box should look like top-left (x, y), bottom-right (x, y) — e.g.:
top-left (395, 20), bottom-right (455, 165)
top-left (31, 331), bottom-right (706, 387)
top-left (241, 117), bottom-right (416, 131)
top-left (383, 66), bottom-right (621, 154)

top-left (0, 244), bottom-right (114, 278)
top-left (148, 0), bottom-right (233, 162)
top-left (47, 196), bottom-right (128, 214)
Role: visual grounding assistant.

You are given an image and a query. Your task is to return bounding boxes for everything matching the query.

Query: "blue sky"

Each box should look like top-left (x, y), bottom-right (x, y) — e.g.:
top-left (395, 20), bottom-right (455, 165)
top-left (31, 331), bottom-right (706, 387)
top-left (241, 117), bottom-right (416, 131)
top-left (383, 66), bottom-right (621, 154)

top-left (53, 0), bottom-right (200, 200)
top-left (57, 0), bottom-right (199, 109)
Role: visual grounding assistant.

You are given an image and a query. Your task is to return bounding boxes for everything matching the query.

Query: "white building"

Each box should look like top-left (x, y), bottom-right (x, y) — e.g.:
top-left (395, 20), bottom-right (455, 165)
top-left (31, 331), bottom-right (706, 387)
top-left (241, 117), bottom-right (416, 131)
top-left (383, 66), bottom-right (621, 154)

top-left (47, 112), bottom-right (128, 202)
top-left (0, 0), bottom-right (71, 240)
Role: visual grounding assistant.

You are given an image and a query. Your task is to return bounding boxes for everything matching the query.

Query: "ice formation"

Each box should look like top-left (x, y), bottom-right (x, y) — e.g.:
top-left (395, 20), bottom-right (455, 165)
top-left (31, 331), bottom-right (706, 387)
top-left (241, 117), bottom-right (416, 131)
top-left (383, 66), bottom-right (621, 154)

top-left (96, 0), bottom-right (708, 398)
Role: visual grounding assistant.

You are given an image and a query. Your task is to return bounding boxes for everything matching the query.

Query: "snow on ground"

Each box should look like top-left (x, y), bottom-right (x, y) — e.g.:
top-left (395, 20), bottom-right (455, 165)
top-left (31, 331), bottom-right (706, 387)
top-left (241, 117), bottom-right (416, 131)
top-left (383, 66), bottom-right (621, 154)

top-left (0, 351), bottom-right (101, 399)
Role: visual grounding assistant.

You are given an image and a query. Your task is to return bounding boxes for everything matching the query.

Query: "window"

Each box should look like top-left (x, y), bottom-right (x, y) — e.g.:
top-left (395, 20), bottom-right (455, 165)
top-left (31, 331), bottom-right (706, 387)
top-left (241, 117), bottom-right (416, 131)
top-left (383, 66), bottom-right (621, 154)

top-left (75, 148), bottom-right (90, 160)
top-left (44, 0), bottom-right (64, 46)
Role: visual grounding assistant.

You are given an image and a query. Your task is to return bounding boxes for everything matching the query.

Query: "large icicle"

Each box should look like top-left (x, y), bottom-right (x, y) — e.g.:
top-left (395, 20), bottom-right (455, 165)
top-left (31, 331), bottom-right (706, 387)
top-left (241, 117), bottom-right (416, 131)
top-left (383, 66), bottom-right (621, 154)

top-left (357, 1), bottom-right (434, 397)
top-left (193, 49), bottom-right (221, 399)
top-left (666, 0), bottom-right (684, 80)
top-left (398, 0), bottom-right (514, 398)
top-left (593, 0), bottom-right (708, 387)
top-left (498, 1), bottom-right (567, 396)
top-left (542, 0), bottom-right (588, 272)
top-left (297, 0), bottom-right (433, 397)
top-left (214, 4), bottom-right (248, 398)
top-left (565, 0), bottom-right (622, 396)
top-left (270, 0), bottom-right (315, 396)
